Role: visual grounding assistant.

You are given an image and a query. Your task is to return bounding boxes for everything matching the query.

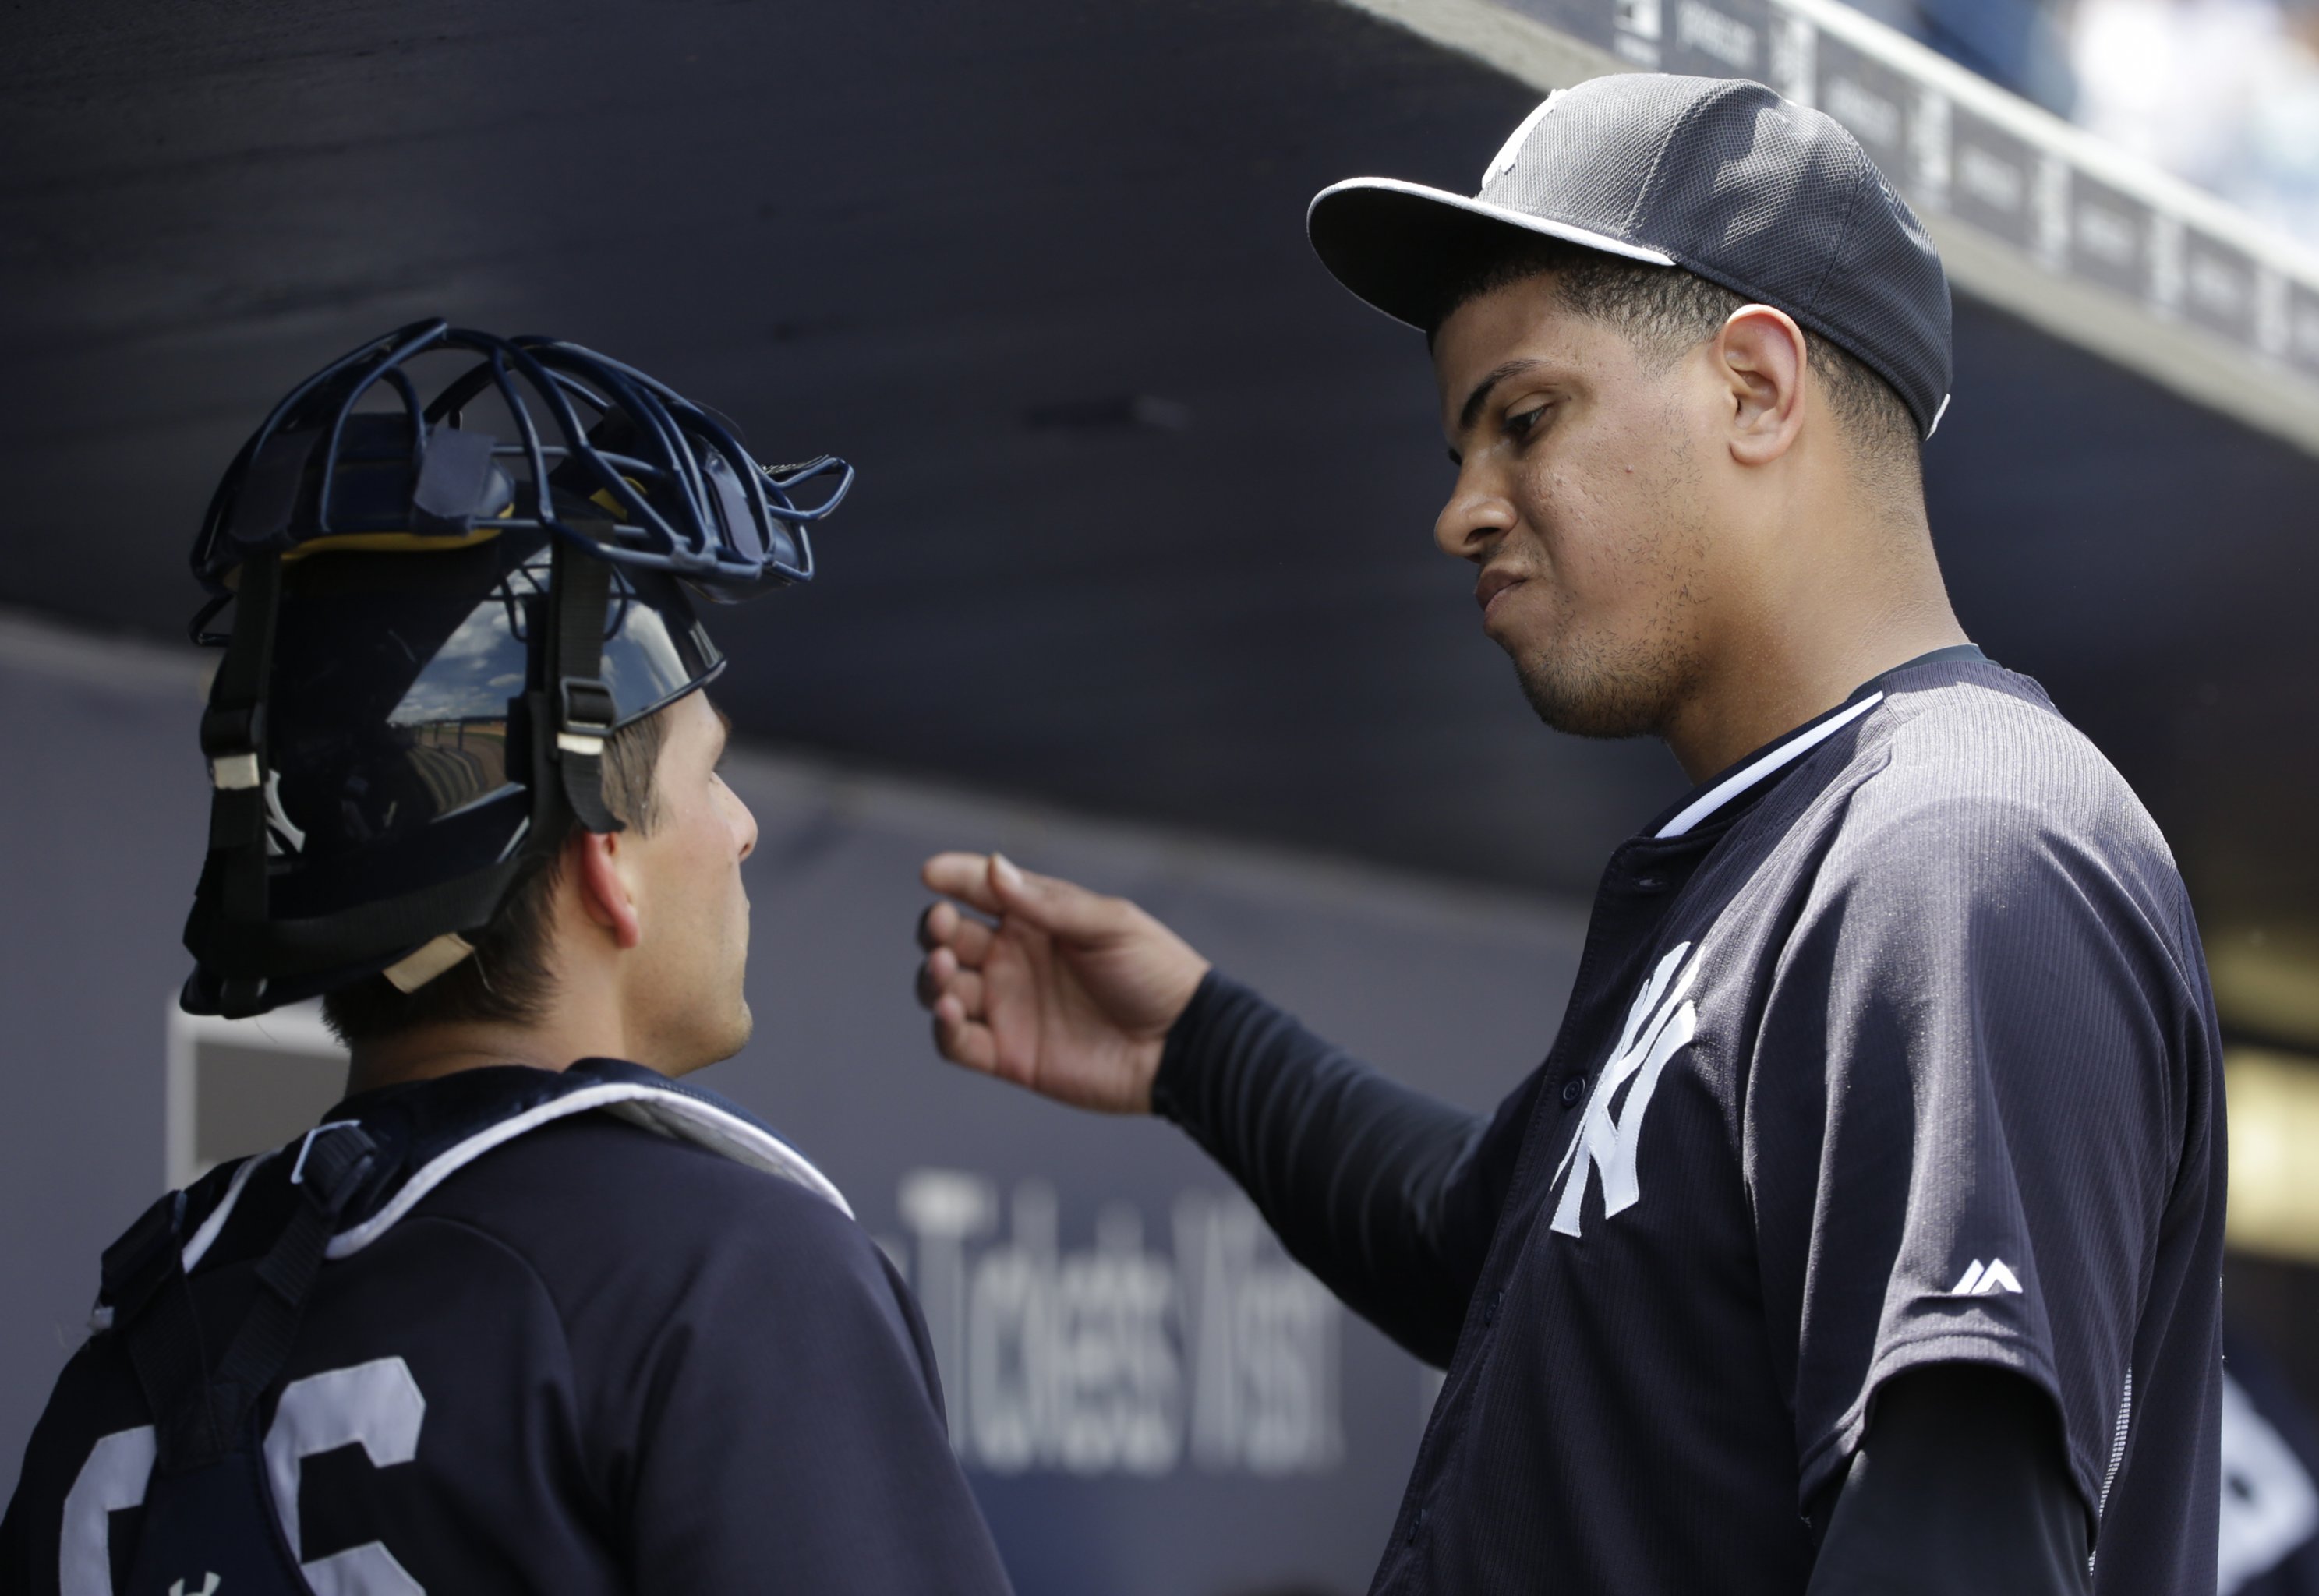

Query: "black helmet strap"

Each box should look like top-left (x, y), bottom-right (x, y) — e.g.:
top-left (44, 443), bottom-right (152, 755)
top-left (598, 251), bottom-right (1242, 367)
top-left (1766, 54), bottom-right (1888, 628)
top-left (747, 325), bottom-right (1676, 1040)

top-left (543, 536), bottom-right (627, 837)
top-left (196, 549), bottom-right (283, 1015)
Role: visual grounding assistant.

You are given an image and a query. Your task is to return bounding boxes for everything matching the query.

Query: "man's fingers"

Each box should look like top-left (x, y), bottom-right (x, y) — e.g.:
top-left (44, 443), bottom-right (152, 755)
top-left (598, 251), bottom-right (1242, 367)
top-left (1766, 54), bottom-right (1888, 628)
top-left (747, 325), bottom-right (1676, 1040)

top-left (984, 853), bottom-right (1129, 941)
top-left (940, 913), bottom-right (994, 966)
top-left (931, 998), bottom-right (999, 1075)
top-left (926, 850), bottom-right (1127, 943)
top-left (914, 947), bottom-right (953, 1009)
top-left (943, 966), bottom-right (985, 1019)
top-left (923, 852), bottom-right (1006, 915)
top-left (918, 900), bottom-right (997, 969)
top-left (916, 900), bottom-right (953, 952)
top-left (915, 947), bottom-right (987, 1015)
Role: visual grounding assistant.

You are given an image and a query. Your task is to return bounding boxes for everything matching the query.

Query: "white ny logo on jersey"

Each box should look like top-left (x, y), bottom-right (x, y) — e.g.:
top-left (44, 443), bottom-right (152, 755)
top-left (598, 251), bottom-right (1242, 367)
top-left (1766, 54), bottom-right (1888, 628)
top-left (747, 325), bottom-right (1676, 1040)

top-left (1550, 941), bottom-right (1702, 1238)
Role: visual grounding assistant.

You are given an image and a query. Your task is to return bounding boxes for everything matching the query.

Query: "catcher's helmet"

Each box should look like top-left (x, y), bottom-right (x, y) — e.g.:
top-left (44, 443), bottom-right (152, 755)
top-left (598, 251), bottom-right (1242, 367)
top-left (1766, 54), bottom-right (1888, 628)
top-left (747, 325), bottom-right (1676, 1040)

top-left (181, 319), bottom-right (852, 1018)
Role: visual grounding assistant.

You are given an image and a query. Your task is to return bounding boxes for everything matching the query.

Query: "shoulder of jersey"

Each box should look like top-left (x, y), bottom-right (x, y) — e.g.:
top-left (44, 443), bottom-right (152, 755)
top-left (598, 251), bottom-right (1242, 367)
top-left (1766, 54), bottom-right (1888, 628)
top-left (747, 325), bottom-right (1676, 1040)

top-left (178, 1061), bottom-right (857, 1286)
top-left (1858, 662), bottom-right (2156, 834)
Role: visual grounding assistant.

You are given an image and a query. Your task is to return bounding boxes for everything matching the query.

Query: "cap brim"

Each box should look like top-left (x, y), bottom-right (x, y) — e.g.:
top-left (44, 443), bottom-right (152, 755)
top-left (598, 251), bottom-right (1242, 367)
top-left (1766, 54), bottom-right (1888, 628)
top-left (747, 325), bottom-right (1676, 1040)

top-left (1307, 178), bottom-right (1675, 331)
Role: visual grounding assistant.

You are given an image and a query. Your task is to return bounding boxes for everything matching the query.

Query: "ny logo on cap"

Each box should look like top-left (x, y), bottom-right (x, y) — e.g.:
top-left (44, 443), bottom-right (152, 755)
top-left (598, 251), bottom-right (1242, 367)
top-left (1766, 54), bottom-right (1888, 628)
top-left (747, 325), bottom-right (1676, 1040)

top-left (1480, 93), bottom-right (1560, 188)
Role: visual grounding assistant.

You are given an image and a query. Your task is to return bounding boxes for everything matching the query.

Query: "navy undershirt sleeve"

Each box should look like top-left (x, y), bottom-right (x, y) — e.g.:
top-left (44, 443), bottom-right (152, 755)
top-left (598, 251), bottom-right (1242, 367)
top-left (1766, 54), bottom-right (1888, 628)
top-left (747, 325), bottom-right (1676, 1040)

top-left (1151, 970), bottom-right (1526, 1366)
top-left (1807, 1365), bottom-right (2088, 1595)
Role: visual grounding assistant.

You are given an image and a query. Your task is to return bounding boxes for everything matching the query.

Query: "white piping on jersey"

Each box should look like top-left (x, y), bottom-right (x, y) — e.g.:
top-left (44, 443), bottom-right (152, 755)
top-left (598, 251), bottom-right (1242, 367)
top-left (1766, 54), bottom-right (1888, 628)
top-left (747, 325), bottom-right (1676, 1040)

top-left (2098, 1365), bottom-right (2133, 1519)
top-left (1653, 692), bottom-right (1886, 839)
top-left (179, 1148), bottom-right (280, 1276)
top-left (173, 1087), bottom-right (850, 1278)
top-left (325, 1083), bottom-right (852, 1259)
top-left (2089, 1365), bottom-right (2134, 1577)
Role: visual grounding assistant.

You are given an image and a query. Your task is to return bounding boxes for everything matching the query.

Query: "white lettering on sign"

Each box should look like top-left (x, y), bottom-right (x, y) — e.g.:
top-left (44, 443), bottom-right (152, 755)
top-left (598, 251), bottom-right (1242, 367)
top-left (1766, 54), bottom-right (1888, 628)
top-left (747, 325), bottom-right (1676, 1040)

top-left (1959, 145), bottom-right (2026, 214)
top-left (2076, 201), bottom-right (2137, 269)
top-left (1824, 78), bottom-right (1900, 150)
top-left (896, 1174), bottom-right (1342, 1478)
top-left (2190, 251), bottom-right (2250, 318)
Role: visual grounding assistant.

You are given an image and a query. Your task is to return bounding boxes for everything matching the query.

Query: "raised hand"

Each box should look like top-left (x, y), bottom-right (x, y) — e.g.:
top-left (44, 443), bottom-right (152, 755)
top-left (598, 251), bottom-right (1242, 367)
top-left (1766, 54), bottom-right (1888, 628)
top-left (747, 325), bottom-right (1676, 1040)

top-left (914, 853), bottom-right (1211, 1114)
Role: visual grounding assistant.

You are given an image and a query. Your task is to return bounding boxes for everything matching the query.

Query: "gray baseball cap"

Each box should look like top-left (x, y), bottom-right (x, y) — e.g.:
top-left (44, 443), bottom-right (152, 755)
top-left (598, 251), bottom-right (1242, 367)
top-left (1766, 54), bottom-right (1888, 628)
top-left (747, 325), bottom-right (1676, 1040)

top-left (1308, 73), bottom-right (1953, 437)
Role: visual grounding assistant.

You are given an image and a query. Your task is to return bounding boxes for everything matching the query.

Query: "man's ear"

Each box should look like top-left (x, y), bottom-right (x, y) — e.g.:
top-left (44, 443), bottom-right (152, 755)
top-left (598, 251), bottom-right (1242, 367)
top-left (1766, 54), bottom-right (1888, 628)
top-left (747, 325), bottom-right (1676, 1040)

top-left (571, 828), bottom-right (643, 950)
top-left (1713, 305), bottom-right (1808, 467)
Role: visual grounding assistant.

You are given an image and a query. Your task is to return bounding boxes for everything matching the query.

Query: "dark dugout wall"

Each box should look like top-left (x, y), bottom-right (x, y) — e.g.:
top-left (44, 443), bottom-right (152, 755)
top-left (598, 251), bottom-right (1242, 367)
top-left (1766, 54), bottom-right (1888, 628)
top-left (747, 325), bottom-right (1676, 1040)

top-left (0, 613), bottom-right (1589, 1596)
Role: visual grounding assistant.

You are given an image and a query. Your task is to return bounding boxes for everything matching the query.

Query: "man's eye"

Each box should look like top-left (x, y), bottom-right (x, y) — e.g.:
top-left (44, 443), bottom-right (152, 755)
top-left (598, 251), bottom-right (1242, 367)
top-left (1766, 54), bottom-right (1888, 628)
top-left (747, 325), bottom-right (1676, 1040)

top-left (1506, 404), bottom-right (1548, 438)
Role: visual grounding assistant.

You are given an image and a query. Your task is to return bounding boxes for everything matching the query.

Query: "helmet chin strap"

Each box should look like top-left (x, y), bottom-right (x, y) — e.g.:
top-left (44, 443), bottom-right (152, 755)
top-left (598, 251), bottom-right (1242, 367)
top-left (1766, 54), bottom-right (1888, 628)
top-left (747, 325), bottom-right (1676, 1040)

top-left (193, 549), bottom-right (283, 1019)
top-left (378, 539), bottom-right (624, 1000)
top-left (368, 538), bottom-right (629, 1002)
top-left (542, 535), bottom-right (626, 837)
top-left (381, 932), bottom-right (476, 994)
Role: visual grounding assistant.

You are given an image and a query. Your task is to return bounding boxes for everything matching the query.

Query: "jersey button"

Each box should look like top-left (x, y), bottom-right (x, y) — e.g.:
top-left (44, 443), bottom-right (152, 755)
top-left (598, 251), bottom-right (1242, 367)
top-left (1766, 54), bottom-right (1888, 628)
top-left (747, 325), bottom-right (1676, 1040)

top-left (1405, 1507), bottom-right (1430, 1545)
top-left (1560, 1075), bottom-right (1586, 1107)
top-left (1483, 1290), bottom-right (1504, 1326)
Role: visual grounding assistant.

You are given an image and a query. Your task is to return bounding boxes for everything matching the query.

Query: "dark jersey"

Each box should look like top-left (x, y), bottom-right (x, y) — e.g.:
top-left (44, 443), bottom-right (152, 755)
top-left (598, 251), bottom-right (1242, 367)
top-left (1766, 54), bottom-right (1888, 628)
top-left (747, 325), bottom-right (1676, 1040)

top-left (2, 1061), bottom-right (1014, 1596)
top-left (1155, 650), bottom-right (2225, 1594)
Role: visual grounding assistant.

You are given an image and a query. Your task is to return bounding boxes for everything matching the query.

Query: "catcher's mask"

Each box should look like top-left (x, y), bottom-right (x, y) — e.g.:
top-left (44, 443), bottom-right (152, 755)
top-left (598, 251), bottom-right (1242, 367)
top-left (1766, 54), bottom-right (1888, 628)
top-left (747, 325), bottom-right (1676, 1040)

top-left (181, 319), bottom-right (852, 1019)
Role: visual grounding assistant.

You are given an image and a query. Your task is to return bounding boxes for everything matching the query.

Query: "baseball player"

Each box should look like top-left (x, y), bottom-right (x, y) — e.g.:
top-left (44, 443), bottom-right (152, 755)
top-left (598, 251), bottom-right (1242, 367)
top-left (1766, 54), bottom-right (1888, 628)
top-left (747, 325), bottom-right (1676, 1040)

top-left (2, 323), bottom-right (1014, 1594)
top-left (915, 76), bottom-right (2224, 1593)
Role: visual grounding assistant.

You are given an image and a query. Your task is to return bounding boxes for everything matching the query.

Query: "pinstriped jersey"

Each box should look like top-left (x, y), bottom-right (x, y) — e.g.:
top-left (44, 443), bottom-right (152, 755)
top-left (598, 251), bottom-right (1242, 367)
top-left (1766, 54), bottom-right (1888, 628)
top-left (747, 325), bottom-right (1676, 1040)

top-left (1369, 651), bottom-right (2224, 1594)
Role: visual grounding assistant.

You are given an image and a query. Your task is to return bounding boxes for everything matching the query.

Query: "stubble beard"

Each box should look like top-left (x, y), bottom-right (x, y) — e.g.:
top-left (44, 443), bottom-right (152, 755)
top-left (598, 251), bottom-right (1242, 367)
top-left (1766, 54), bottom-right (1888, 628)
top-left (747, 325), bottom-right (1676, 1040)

top-left (1505, 523), bottom-right (1709, 742)
top-left (1511, 629), bottom-right (1699, 740)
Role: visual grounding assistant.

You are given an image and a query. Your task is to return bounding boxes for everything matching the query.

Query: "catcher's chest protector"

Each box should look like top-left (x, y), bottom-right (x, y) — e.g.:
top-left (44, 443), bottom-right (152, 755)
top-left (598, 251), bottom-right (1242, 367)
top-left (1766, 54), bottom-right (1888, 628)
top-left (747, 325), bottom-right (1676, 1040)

top-left (68, 1061), bottom-right (846, 1596)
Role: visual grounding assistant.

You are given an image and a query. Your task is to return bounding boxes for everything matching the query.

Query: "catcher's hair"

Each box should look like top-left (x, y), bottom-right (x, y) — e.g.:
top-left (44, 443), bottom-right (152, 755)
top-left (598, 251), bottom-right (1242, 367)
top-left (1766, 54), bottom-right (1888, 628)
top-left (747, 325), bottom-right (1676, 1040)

top-left (1431, 237), bottom-right (1921, 499)
top-left (322, 708), bottom-right (669, 1046)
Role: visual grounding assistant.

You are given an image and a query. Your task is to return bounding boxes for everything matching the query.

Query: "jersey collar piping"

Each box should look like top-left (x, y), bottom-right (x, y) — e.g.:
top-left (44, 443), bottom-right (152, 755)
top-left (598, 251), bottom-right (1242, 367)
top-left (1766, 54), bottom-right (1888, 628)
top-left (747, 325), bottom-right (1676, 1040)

top-left (177, 1060), bottom-right (851, 1276)
top-left (1654, 692), bottom-right (1884, 839)
top-left (1647, 644), bottom-right (1988, 840)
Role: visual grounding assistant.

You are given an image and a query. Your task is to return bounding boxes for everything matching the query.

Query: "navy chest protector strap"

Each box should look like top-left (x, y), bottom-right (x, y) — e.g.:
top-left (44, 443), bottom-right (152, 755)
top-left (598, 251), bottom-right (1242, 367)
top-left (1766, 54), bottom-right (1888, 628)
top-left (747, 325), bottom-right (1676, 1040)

top-left (97, 1126), bottom-right (378, 1596)
top-left (82, 1062), bottom-right (847, 1596)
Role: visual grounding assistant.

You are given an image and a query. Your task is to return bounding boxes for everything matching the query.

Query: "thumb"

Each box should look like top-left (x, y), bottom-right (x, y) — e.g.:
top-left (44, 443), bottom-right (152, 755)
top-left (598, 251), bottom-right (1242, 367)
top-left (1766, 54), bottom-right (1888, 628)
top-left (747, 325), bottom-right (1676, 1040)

top-left (988, 854), bottom-right (1122, 941)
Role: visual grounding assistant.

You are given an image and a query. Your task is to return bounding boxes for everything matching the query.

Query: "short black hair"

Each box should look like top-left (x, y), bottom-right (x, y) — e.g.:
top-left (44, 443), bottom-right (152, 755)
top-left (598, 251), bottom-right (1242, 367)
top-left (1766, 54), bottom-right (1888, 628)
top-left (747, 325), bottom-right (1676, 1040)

top-left (1431, 235), bottom-right (1921, 487)
top-left (322, 708), bottom-right (670, 1046)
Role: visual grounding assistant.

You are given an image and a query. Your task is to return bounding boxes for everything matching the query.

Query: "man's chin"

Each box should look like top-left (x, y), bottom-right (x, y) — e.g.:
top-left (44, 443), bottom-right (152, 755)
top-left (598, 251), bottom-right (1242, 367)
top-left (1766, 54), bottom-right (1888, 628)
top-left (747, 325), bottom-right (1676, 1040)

top-left (664, 1000), bottom-right (754, 1078)
top-left (1514, 655), bottom-right (1674, 742)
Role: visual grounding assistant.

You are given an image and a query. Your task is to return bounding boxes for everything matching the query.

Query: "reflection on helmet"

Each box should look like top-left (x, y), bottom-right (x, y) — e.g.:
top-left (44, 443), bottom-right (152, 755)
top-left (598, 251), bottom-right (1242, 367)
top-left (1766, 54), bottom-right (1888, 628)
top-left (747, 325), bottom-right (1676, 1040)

top-left (260, 532), bottom-right (724, 923)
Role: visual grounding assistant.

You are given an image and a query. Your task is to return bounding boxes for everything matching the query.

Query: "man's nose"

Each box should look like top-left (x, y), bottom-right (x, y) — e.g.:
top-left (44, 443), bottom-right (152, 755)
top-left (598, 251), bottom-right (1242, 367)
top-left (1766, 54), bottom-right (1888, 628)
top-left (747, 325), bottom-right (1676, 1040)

top-left (734, 793), bottom-right (758, 862)
top-left (1434, 474), bottom-right (1515, 561)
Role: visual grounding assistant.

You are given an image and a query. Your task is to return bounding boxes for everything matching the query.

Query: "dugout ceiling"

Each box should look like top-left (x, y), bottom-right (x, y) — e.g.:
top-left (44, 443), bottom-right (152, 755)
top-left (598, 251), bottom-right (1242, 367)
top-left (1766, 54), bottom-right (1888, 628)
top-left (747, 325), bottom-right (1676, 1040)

top-left (2, 0), bottom-right (2316, 1042)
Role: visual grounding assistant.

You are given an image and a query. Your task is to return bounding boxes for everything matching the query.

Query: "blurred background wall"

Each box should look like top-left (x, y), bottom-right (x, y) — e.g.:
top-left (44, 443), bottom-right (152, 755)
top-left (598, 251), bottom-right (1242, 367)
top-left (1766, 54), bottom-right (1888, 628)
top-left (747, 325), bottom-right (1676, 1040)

top-left (4, 0), bottom-right (2319, 1591)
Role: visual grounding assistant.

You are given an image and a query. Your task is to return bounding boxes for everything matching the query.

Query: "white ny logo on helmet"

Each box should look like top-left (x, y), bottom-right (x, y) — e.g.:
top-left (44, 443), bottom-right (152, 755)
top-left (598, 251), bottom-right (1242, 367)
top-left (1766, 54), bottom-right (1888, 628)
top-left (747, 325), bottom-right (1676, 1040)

top-left (168, 1577), bottom-right (221, 1596)
top-left (1550, 941), bottom-right (1702, 1238)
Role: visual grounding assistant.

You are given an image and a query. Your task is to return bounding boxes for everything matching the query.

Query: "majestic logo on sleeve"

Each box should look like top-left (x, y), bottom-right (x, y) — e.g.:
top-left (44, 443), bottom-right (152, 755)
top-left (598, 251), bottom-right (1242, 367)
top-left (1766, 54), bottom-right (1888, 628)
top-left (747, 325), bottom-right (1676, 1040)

top-left (1550, 942), bottom-right (1702, 1238)
top-left (1944, 1258), bottom-right (2024, 1296)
